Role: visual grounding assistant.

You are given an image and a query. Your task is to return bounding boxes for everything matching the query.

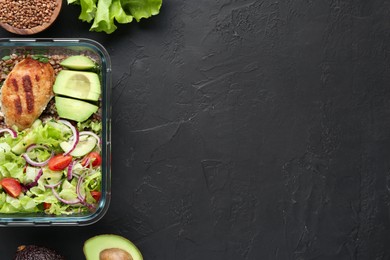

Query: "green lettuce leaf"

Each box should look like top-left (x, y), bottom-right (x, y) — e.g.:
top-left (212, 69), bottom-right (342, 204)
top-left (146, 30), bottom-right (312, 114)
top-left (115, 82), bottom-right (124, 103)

top-left (90, 0), bottom-right (117, 33)
top-left (77, 120), bottom-right (102, 134)
top-left (120, 0), bottom-right (162, 22)
top-left (111, 0), bottom-right (133, 24)
top-left (0, 194), bottom-right (39, 213)
top-left (69, 0), bottom-right (162, 33)
top-left (79, 0), bottom-right (98, 22)
top-left (0, 152), bottom-right (25, 180)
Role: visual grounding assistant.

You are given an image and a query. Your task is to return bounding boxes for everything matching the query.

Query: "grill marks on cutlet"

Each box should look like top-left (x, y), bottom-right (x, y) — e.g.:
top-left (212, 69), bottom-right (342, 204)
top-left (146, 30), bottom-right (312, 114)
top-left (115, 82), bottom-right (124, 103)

top-left (22, 75), bottom-right (34, 113)
top-left (9, 74), bottom-right (35, 115)
top-left (14, 96), bottom-right (22, 115)
top-left (10, 77), bottom-right (22, 115)
top-left (11, 78), bottom-right (18, 91)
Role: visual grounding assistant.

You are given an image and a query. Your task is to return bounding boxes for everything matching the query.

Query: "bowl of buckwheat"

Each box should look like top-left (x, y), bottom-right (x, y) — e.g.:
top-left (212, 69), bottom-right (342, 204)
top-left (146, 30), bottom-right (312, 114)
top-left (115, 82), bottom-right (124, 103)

top-left (0, 0), bottom-right (62, 35)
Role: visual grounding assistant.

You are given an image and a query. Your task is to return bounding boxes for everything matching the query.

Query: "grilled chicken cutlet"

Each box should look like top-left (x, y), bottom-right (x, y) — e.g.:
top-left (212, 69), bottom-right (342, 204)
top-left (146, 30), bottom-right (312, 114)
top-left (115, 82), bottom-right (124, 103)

top-left (1, 58), bottom-right (55, 130)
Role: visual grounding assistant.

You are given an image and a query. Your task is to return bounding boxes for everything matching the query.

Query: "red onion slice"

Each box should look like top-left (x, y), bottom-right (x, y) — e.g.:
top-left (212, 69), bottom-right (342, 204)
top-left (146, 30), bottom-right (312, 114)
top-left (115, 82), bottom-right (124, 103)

top-left (76, 175), bottom-right (85, 202)
top-left (51, 187), bottom-right (81, 205)
top-left (22, 152), bottom-right (53, 167)
top-left (82, 157), bottom-right (91, 168)
top-left (0, 128), bottom-right (17, 138)
top-left (67, 161), bottom-right (75, 181)
top-left (72, 173), bottom-right (81, 179)
top-left (75, 175), bottom-right (96, 210)
top-left (22, 168), bottom-right (44, 190)
top-left (83, 201), bottom-right (96, 211)
top-left (26, 144), bottom-right (49, 153)
top-left (34, 168), bottom-right (43, 182)
top-left (44, 180), bottom-right (63, 189)
top-left (76, 173), bottom-right (94, 200)
top-left (58, 119), bottom-right (79, 156)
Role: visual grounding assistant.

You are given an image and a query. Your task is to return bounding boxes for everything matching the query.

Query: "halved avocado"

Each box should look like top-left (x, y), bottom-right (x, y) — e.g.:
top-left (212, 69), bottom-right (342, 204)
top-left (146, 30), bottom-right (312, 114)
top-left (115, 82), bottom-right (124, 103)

top-left (55, 96), bottom-right (98, 122)
top-left (83, 234), bottom-right (143, 260)
top-left (53, 70), bottom-right (101, 101)
top-left (60, 55), bottom-right (96, 70)
top-left (14, 245), bottom-right (65, 260)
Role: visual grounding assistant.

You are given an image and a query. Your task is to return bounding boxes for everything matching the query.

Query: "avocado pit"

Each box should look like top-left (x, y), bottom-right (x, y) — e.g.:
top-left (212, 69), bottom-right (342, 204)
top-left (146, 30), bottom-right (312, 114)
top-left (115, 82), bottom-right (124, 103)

top-left (100, 248), bottom-right (133, 260)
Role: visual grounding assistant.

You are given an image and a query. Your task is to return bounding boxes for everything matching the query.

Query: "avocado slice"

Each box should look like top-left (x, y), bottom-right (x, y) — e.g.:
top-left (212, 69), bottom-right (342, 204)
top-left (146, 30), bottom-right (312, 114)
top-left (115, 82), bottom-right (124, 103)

top-left (55, 96), bottom-right (98, 122)
top-left (83, 234), bottom-right (143, 260)
top-left (14, 245), bottom-right (65, 260)
top-left (60, 55), bottom-right (96, 70)
top-left (53, 70), bottom-right (101, 101)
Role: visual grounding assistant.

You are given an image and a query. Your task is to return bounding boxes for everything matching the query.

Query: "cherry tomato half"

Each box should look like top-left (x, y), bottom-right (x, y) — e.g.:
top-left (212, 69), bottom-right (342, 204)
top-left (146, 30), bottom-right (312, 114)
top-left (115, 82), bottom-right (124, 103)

top-left (43, 202), bottom-right (51, 210)
top-left (90, 191), bottom-right (101, 202)
top-left (48, 154), bottom-right (73, 171)
top-left (82, 152), bottom-right (102, 168)
top-left (0, 177), bottom-right (22, 198)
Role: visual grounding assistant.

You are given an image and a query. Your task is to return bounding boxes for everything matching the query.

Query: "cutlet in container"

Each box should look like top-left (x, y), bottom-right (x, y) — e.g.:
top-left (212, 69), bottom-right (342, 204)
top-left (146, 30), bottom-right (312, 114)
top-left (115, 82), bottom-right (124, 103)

top-left (0, 39), bottom-right (111, 226)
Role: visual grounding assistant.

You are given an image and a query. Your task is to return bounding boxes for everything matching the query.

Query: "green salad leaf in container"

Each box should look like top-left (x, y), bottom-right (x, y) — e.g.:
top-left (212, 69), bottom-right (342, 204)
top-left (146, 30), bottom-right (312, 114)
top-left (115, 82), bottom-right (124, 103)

top-left (68, 0), bottom-right (163, 34)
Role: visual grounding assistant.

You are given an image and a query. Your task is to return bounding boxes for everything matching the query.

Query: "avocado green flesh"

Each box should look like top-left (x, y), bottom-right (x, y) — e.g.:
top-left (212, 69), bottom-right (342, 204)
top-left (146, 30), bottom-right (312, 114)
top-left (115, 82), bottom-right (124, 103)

top-left (83, 234), bottom-right (143, 260)
top-left (53, 70), bottom-right (101, 101)
top-left (55, 96), bottom-right (98, 122)
top-left (60, 55), bottom-right (96, 70)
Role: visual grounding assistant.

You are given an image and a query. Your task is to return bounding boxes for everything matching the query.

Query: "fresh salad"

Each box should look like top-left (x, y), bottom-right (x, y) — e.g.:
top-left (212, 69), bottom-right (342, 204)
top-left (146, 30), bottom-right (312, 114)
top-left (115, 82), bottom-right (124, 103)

top-left (0, 53), bottom-right (104, 215)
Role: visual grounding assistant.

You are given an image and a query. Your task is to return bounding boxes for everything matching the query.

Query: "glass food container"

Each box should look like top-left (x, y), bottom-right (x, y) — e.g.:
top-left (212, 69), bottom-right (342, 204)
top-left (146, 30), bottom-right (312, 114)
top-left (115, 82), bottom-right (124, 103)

top-left (0, 38), bottom-right (111, 226)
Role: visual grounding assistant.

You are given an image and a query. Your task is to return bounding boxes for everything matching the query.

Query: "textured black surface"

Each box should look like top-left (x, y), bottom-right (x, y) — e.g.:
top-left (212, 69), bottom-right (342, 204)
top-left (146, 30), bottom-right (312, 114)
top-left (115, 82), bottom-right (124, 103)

top-left (0, 0), bottom-right (390, 259)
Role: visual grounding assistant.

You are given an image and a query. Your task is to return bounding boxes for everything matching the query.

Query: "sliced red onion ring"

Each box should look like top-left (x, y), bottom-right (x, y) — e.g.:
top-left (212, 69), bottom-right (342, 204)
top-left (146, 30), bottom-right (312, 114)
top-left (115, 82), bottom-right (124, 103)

top-left (82, 157), bottom-right (91, 168)
top-left (70, 171), bottom-right (80, 179)
top-left (58, 119), bottom-right (79, 155)
top-left (22, 145), bottom-right (54, 167)
top-left (67, 161), bottom-right (75, 181)
top-left (22, 168), bottom-right (44, 190)
top-left (75, 175), bottom-right (97, 210)
top-left (79, 131), bottom-right (101, 148)
top-left (83, 201), bottom-right (96, 211)
top-left (76, 175), bottom-right (85, 202)
top-left (26, 144), bottom-right (49, 153)
top-left (34, 168), bottom-right (43, 182)
top-left (51, 187), bottom-right (81, 205)
top-left (22, 153), bottom-right (53, 167)
top-left (44, 180), bottom-right (63, 189)
top-left (0, 128), bottom-right (17, 138)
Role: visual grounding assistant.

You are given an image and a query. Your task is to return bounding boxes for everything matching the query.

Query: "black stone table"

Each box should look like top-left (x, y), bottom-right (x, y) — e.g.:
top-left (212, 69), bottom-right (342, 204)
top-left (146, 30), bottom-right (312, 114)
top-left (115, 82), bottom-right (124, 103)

top-left (0, 0), bottom-right (390, 259)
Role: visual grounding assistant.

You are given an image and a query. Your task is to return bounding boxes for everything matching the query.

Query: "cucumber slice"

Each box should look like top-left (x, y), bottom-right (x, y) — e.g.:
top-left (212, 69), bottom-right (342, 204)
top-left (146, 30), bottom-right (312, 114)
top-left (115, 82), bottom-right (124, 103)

top-left (11, 120), bottom-right (42, 155)
top-left (60, 136), bottom-right (97, 157)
